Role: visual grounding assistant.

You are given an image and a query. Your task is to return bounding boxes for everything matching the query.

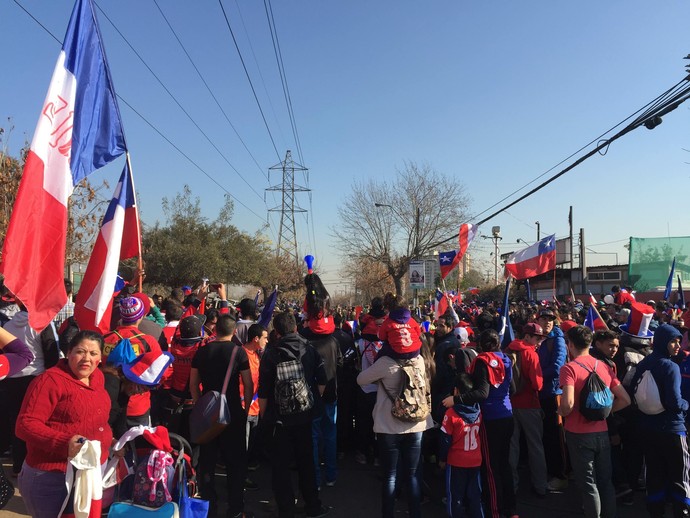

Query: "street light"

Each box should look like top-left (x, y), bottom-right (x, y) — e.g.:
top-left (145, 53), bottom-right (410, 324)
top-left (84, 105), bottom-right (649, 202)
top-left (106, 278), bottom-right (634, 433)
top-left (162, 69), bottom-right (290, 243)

top-left (535, 221), bottom-right (541, 241)
top-left (481, 227), bottom-right (502, 286)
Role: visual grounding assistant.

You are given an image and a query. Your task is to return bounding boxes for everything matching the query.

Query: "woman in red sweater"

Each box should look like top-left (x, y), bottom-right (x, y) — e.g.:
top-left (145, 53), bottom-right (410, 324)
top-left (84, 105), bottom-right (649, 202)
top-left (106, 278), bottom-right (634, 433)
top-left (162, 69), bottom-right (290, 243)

top-left (16, 330), bottom-right (112, 518)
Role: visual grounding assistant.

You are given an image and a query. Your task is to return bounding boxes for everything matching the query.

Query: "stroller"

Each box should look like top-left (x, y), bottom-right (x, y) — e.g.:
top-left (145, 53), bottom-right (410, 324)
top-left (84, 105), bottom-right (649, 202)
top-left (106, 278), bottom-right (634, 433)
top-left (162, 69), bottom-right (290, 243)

top-left (104, 425), bottom-right (207, 518)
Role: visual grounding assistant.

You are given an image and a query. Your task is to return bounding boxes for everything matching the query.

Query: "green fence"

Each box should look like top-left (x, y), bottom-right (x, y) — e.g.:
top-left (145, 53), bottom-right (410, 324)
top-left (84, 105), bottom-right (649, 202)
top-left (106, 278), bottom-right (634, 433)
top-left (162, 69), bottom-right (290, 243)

top-left (628, 236), bottom-right (690, 292)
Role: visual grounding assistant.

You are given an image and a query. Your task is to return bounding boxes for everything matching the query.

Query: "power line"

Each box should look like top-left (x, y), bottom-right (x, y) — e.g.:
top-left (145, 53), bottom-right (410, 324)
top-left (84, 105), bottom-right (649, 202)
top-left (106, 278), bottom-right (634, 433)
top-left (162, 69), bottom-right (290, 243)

top-left (93, 1), bottom-right (266, 202)
top-left (263, 0), bottom-right (304, 166)
top-left (117, 97), bottom-right (267, 221)
top-left (261, 0), bottom-right (316, 255)
top-left (469, 78), bottom-right (690, 224)
top-left (232, 0), bottom-right (288, 151)
top-left (152, 0), bottom-right (268, 181)
top-left (10, 0), bottom-right (270, 226)
top-left (432, 75), bottom-right (690, 249)
top-left (216, 0), bottom-right (282, 162)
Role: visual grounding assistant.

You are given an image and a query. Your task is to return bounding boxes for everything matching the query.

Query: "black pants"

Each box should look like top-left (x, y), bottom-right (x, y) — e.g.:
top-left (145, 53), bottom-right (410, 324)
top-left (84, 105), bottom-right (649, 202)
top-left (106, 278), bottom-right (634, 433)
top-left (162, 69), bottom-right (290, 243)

top-left (643, 430), bottom-right (690, 517)
top-left (270, 421), bottom-right (322, 518)
top-left (336, 369), bottom-right (358, 453)
top-left (355, 390), bottom-right (377, 458)
top-left (198, 417), bottom-right (247, 517)
top-left (5, 375), bottom-right (36, 474)
top-left (541, 395), bottom-right (567, 480)
top-left (482, 417), bottom-right (516, 518)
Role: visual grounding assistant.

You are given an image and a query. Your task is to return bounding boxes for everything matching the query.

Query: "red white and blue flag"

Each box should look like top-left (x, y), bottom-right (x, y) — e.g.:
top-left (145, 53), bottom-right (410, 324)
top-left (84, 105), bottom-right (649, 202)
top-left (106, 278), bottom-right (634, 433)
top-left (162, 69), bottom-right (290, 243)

top-left (504, 234), bottom-right (556, 280)
top-left (0, 0), bottom-right (126, 331)
top-left (584, 305), bottom-right (607, 331)
top-left (438, 250), bottom-right (460, 279)
top-left (74, 162), bottom-right (140, 333)
top-left (439, 224), bottom-right (477, 280)
top-left (434, 288), bottom-right (448, 319)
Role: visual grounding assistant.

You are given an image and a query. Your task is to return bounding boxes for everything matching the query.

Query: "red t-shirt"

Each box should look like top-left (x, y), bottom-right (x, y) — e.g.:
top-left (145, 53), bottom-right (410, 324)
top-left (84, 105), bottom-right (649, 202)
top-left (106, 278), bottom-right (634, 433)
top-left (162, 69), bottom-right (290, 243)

top-left (378, 317), bottom-right (422, 354)
top-left (441, 408), bottom-right (482, 468)
top-left (559, 355), bottom-right (620, 434)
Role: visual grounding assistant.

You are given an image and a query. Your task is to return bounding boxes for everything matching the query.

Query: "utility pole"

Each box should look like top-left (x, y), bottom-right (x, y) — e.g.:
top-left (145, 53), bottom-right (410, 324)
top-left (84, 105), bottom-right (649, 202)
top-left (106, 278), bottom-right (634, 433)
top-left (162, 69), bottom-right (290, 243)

top-left (482, 227), bottom-right (503, 285)
top-left (580, 227), bottom-right (588, 294)
top-left (266, 150), bottom-right (309, 265)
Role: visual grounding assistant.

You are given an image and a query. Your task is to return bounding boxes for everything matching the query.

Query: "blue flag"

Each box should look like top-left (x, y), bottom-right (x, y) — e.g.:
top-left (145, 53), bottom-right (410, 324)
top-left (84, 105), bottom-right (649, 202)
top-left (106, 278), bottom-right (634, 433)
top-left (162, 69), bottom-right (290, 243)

top-left (257, 286), bottom-right (278, 329)
top-left (677, 275), bottom-right (686, 310)
top-left (499, 278), bottom-right (514, 348)
top-left (584, 306), bottom-right (600, 331)
top-left (664, 257), bottom-right (676, 301)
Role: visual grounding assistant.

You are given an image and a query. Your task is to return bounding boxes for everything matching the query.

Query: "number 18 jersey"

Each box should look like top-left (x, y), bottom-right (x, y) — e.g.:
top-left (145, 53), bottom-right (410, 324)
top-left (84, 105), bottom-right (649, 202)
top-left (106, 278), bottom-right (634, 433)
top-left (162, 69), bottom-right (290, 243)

top-left (441, 407), bottom-right (482, 468)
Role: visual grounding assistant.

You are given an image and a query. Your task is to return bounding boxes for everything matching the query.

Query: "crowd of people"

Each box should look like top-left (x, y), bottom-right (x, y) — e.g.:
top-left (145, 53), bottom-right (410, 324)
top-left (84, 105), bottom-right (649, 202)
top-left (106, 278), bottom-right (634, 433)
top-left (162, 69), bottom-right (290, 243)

top-left (0, 273), bottom-right (689, 518)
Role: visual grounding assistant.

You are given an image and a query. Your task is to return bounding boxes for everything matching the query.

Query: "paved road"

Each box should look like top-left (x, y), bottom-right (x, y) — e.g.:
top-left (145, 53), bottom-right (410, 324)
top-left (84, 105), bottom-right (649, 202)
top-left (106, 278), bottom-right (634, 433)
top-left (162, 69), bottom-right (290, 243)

top-left (3, 455), bottom-right (651, 517)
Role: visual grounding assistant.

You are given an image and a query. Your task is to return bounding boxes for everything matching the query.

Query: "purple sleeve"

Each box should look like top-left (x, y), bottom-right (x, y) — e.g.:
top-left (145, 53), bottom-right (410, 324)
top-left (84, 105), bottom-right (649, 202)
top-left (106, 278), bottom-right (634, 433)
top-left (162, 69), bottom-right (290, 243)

top-left (2, 338), bottom-right (35, 377)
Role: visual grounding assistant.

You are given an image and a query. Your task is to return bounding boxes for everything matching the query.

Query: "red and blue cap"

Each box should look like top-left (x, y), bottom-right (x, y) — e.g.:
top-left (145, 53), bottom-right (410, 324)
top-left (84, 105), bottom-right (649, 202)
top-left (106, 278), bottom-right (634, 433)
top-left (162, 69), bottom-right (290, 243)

top-left (122, 350), bottom-right (174, 387)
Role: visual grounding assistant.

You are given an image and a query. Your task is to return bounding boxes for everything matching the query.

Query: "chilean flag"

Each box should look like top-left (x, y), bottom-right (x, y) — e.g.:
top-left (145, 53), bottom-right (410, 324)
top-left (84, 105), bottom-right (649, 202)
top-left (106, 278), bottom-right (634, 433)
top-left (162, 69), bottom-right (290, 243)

top-left (0, 0), bottom-right (126, 331)
top-left (504, 234), bottom-right (556, 280)
top-left (458, 223), bottom-right (477, 258)
top-left (584, 305), bottom-right (607, 331)
top-left (439, 250), bottom-right (460, 279)
top-left (439, 224), bottom-right (477, 280)
top-left (74, 162), bottom-right (140, 333)
top-left (434, 288), bottom-right (448, 319)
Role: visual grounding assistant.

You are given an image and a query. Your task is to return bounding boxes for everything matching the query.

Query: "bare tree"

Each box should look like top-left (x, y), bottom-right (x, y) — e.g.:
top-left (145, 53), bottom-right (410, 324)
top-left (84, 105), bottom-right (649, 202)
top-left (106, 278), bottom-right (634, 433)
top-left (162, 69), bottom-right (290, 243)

top-left (333, 161), bottom-right (471, 298)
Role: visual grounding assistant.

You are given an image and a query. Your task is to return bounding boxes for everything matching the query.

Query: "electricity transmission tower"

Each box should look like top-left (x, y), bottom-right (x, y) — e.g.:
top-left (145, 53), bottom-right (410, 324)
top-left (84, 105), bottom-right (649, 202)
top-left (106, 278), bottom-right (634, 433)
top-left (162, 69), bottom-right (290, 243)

top-left (266, 150), bottom-right (309, 264)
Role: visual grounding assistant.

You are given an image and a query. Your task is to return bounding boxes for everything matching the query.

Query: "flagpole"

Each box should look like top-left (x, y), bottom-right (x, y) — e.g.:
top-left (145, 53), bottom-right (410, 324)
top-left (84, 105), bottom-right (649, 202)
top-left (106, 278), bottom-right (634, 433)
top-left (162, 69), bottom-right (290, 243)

top-left (125, 152), bottom-right (143, 292)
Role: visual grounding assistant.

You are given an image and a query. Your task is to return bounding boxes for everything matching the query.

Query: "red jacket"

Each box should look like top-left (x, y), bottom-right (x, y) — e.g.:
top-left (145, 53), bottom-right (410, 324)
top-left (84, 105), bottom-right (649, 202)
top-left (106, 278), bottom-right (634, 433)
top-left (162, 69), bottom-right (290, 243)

top-left (506, 339), bottom-right (543, 409)
top-left (16, 360), bottom-right (112, 472)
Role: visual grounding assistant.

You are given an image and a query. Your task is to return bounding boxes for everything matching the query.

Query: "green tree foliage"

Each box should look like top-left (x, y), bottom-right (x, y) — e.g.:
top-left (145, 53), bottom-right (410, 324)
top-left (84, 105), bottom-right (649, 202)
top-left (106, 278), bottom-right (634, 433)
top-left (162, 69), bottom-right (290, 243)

top-left (142, 186), bottom-right (302, 291)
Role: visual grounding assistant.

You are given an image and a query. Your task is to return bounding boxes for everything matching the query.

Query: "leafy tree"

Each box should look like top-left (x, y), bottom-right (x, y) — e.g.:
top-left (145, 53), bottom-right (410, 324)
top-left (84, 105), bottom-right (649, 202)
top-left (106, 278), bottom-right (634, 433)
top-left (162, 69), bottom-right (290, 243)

top-left (333, 161), bottom-right (471, 298)
top-left (143, 186), bottom-right (302, 292)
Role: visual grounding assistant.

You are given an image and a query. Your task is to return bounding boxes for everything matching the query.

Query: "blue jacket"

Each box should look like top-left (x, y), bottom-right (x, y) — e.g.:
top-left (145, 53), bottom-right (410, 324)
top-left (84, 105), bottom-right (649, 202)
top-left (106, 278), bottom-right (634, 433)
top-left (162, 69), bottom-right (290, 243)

top-left (480, 351), bottom-right (513, 421)
top-left (538, 326), bottom-right (566, 399)
top-left (631, 324), bottom-right (687, 434)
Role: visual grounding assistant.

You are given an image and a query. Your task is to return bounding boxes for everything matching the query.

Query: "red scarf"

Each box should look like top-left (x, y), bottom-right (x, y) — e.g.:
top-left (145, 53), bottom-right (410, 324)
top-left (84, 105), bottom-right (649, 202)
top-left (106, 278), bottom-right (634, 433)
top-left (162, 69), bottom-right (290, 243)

top-left (469, 352), bottom-right (505, 387)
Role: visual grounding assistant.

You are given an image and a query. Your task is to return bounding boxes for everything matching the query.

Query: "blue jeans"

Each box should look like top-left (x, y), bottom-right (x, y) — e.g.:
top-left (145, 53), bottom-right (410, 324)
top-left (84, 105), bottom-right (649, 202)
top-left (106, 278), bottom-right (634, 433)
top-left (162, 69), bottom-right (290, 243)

top-left (312, 401), bottom-right (337, 486)
top-left (18, 461), bottom-right (68, 518)
top-left (566, 431), bottom-right (616, 518)
top-left (378, 432), bottom-right (423, 518)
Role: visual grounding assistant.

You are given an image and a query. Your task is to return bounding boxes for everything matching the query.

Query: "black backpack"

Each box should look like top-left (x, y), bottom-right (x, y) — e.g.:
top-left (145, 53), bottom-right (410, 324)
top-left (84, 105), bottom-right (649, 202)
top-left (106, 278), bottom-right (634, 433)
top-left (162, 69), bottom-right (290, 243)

top-left (573, 360), bottom-right (614, 421)
top-left (274, 348), bottom-right (314, 416)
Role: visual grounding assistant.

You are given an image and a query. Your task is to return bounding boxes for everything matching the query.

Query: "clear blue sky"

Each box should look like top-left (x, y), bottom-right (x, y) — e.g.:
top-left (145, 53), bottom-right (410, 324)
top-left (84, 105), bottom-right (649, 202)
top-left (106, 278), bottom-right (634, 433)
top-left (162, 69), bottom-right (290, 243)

top-left (2, 0), bottom-right (689, 293)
